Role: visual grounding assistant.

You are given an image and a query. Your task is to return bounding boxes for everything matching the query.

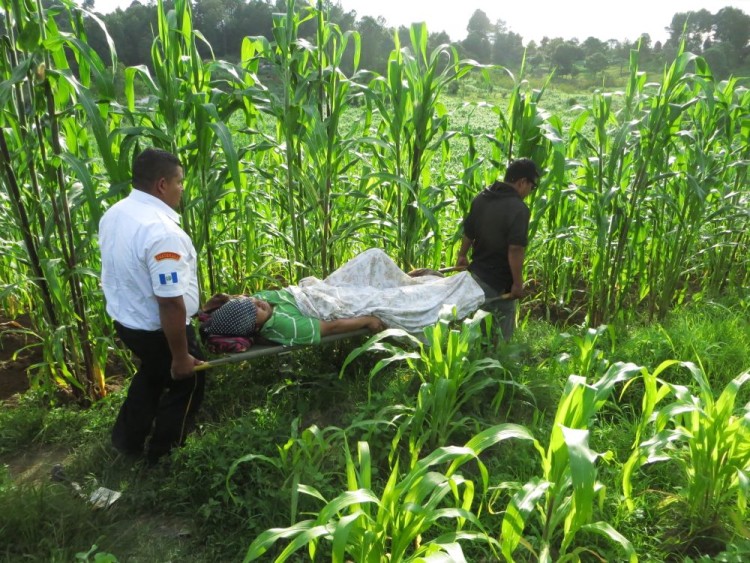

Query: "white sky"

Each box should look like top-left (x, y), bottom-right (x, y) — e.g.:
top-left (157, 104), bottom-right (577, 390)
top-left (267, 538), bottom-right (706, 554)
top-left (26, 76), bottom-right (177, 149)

top-left (88, 0), bottom-right (750, 44)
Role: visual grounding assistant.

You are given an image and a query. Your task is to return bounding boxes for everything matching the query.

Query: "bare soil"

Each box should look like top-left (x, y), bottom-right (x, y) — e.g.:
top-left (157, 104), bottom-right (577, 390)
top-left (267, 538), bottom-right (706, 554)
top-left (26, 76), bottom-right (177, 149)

top-left (0, 315), bottom-right (39, 403)
top-left (2, 445), bottom-right (73, 485)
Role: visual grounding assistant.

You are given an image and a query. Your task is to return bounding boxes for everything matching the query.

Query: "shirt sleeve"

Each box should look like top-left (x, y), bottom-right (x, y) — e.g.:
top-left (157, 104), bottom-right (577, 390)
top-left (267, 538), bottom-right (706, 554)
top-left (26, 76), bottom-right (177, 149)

top-left (507, 205), bottom-right (530, 247)
top-left (257, 292), bottom-right (321, 346)
top-left (146, 233), bottom-right (193, 298)
top-left (462, 205), bottom-right (476, 239)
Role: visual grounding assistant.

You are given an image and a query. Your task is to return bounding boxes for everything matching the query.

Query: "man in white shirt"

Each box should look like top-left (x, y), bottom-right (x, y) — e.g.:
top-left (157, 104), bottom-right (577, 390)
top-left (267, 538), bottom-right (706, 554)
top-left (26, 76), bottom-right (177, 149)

top-left (99, 148), bottom-right (204, 464)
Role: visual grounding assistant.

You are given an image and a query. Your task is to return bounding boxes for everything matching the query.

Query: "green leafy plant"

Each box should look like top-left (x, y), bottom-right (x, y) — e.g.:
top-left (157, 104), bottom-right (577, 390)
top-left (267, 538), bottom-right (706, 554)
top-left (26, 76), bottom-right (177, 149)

top-left (75, 544), bottom-right (119, 562)
top-left (227, 417), bottom-right (346, 525)
top-left (342, 306), bottom-right (524, 463)
top-left (493, 362), bottom-right (640, 562)
top-left (244, 424), bottom-right (536, 562)
top-left (623, 362), bottom-right (750, 542)
top-left (556, 325), bottom-right (616, 379)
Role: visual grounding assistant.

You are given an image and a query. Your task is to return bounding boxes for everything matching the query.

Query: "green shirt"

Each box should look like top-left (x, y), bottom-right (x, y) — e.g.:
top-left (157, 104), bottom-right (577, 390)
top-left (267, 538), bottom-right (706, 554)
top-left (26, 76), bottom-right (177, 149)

top-left (254, 289), bottom-right (321, 346)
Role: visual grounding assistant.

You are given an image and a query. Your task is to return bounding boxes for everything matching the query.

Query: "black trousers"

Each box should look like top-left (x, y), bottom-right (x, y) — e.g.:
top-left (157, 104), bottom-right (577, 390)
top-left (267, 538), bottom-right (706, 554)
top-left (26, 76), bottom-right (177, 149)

top-left (112, 322), bottom-right (205, 461)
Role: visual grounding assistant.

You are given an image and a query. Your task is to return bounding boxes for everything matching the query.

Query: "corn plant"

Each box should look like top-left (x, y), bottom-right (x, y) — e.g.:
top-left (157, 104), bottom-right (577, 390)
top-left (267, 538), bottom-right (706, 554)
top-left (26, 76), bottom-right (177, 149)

top-left (0, 0), bottom-right (118, 400)
top-left (622, 362), bottom-right (750, 534)
top-left (244, 424), bottom-right (536, 562)
top-left (364, 24), bottom-right (475, 269)
top-left (118, 0), bottom-right (251, 294)
top-left (555, 325), bottom-right (616, 380)
top-left (227, 419), bottom-right (347, 525)
top-left (492, 362), bottom-right (640, 562)
top-left (341, 307), bottom-right (524, 464)
top-left (238, 0), bottom-right (381, 280)
top-left (489, 58), bottom-right (554, 167)
top-left (531, 43), bottom-right (750, 325)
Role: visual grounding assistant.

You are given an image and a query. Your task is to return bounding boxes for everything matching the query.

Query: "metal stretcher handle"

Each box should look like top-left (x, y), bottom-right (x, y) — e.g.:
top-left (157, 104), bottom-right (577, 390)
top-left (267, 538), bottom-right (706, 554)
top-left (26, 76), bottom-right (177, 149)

top-left (435, 266), bottom-right (514, 303)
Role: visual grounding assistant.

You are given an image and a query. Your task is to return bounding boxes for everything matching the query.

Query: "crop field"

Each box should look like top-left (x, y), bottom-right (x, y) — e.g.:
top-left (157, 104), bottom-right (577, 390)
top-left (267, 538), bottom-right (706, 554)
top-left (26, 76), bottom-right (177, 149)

top-left (1, 0), bottom-right (749, 561)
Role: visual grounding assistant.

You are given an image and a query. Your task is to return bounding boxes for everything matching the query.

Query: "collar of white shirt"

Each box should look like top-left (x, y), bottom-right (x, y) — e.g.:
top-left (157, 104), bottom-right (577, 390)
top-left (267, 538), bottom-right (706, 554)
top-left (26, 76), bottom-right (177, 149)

top-left (129, 188), bottom-right (181, 224)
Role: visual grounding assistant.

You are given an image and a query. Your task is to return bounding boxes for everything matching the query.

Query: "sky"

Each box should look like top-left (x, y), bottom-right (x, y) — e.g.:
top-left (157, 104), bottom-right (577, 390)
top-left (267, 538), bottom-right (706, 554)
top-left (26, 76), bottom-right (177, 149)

top-left (88, 0), bottom-right (750, 44)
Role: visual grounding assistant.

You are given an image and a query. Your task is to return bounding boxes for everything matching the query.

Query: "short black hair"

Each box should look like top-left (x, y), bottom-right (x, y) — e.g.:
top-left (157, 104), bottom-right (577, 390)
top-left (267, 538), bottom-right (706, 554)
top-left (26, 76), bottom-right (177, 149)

top-left (132, 148), bottom-right (182, 192)
top-left (504, 158), bottom-right (541, 184)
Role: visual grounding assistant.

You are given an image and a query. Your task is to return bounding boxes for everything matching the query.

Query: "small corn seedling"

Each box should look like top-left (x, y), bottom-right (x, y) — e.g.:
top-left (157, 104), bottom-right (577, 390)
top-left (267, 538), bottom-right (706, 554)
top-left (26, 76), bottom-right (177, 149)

top-left (244, 424), bottom-right (536, 562)
top-left (622, 361), bottom-right (750, 545)
top-left (492, 362), bottom-right (640, 563)
top-left (226, 418), bottom-right (348, 525)
top-left (341, 306), bottom-right (525, 465)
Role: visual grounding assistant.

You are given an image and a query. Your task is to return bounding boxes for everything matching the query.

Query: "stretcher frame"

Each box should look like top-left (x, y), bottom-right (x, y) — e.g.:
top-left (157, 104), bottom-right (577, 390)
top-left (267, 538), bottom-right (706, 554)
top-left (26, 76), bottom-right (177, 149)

top-left (194, 293), bottom-right (512, 372)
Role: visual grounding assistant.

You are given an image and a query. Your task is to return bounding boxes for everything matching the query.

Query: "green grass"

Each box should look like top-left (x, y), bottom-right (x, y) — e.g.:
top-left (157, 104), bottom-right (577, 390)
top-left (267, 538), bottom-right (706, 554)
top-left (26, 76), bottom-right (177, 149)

top-left (2, 296), bottom-right (749, 561)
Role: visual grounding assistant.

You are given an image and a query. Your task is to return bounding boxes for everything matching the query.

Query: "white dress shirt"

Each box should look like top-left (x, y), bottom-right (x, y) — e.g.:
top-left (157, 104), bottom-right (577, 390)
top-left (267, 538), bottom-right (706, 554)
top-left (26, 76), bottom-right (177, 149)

top-left (99, 189), bottom-right (199, 331)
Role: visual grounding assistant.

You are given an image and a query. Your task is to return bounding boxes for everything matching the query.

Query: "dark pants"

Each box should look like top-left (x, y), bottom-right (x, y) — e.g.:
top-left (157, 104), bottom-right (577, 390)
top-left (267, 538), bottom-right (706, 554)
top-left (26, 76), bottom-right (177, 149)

top-left (112, 322), bottom-right (205, 462)
top-left (471, 273), bottom-right (517, 342)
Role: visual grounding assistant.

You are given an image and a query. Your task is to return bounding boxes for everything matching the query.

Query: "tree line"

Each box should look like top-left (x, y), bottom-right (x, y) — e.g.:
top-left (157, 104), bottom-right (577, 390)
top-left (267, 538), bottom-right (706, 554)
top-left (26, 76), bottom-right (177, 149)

top-left (77, 0), bottom-right (750, 79)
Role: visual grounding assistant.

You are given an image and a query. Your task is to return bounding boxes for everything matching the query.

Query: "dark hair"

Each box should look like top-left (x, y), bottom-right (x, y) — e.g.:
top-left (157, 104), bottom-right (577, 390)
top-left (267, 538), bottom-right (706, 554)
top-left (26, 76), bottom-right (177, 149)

top-left (504, 158), bottom-right (541, 184)
top-left (132, 148), bottom-right (182, 192)
top-left (203, 293), bottom-right (232, 314)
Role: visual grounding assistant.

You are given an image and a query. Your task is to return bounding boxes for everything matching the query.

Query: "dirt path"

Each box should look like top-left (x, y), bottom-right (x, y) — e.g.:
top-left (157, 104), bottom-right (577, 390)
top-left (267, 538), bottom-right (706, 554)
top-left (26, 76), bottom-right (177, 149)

top-left (0, 445), bottom-right (72, 485)
top-left (0, 315), bottom-right (68, 485)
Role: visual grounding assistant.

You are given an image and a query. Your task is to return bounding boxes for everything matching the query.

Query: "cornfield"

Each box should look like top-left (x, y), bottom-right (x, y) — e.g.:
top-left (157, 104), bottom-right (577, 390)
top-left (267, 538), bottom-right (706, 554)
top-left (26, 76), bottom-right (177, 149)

top-left (0, 0), bottom-right (748, 406)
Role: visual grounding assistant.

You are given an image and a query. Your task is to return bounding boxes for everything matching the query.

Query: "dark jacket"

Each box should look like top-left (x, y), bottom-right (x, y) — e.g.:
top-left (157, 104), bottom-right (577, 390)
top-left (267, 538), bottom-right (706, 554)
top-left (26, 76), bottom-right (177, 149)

top-left (463, 181), bottom-right (530, 293)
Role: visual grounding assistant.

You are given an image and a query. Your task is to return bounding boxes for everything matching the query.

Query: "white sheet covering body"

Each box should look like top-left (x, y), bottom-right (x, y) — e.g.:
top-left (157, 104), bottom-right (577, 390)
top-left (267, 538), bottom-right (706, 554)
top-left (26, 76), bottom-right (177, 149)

top-left (285, 248), bottom-right (485, 333)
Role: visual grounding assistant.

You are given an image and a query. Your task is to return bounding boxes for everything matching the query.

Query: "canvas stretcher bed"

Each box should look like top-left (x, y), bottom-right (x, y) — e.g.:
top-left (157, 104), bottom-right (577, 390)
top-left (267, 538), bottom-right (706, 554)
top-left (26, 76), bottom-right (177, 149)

top-left (194, 293), bottom-right (511, 372)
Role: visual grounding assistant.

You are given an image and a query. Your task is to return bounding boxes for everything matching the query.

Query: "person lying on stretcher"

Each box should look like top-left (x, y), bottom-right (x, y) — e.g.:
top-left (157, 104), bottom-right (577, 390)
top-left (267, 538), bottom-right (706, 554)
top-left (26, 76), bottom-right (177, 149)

top-left (200, 248), bottom-right (486, 346)
top-left (201, 291), bottom-right (385, 347)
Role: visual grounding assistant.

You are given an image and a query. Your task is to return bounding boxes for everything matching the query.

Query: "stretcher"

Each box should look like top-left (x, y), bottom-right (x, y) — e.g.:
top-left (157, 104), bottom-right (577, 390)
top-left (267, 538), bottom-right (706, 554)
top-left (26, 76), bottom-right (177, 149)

top-left (193, 328), bottom-right (371, 371)
top-left (193, 292), bottom-right (512, 372)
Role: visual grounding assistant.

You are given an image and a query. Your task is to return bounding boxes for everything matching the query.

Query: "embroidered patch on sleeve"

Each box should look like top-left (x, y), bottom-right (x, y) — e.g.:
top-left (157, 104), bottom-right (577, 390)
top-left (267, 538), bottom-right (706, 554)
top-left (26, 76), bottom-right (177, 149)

top-left (159, 272), bottom-right (179, 285)
top-left (155, 252), bottom-right (181, 261)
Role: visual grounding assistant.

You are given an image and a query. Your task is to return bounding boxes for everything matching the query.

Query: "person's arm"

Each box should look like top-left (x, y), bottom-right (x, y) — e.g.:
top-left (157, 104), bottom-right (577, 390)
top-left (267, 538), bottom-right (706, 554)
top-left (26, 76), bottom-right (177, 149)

top-left (456, 235), bottom-right (473, 269)
top-left (508, 245), bottom-right (526, 299)
top-left (156, 295), bottom-right (202, 379)
top-left (319, 316), bottom-right (385, 337)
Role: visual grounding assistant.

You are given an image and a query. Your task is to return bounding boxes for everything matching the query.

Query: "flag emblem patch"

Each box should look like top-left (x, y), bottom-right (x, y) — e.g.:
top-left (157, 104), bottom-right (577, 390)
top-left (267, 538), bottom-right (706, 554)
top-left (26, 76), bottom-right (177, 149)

top-left (159, 272), bottom-right (178, 285)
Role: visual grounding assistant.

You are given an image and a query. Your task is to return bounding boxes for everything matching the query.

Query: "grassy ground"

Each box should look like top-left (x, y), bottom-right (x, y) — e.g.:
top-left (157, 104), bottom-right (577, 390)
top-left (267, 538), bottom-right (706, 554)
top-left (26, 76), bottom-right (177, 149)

top-left (1, 295), bottom-right (749, 562)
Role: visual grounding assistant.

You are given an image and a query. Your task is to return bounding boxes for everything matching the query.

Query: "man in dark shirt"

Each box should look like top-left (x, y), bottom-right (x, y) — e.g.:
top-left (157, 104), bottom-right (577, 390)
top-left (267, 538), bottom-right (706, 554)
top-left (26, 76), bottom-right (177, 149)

top-left (456, 158), bottom-right (541, 341)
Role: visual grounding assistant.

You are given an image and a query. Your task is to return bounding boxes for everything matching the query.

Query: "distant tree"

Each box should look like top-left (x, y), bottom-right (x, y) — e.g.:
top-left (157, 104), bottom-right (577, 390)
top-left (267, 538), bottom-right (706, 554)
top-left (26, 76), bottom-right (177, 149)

top-left (194, 0), bottom-right (243, 57)
top-left (585, 51), bottom-right (608, 77)
top-left (466, 8), bottom-right (492, 37)
top-left (538, 36), bottom-right (564, 63)
top-left (357, 15), bottom-right (392, 74)
top-left (713, 7), bottom-right (750, 64)
top-left (236, 1), bottom-right (274, 41)
top-left (637, 33), bottom-right (652, 52)
top-left (396, 25), bottom-right (411, 49)
top-left (99, 2), bottom-right (158, 67)
top-left (491, 19), bottom-right (524, 67)
top-left (666, 10), bottom-right (713, 51)
top-left (703, 43), bottom-right (731, 77)
top-left (322, 0), bottom-right (356, 32)
top-left (428, 30), bottom-right (452, 53)
top-left (551, 41), bottom-right (583, 76)
top-left (582, 36), bottom-right (607, 57)
top-left (462, 9), bottom-right (492, 62)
